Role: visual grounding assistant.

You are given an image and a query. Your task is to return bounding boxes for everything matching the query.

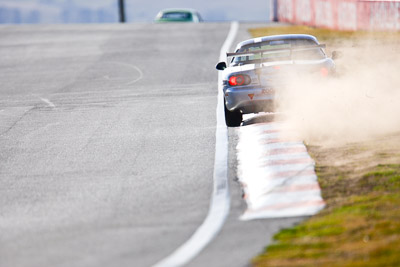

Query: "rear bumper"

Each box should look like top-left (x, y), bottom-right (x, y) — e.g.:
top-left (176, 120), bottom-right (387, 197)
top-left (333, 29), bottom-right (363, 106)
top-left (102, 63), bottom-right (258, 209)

top-left (224, 87), bottom-right (275, 114)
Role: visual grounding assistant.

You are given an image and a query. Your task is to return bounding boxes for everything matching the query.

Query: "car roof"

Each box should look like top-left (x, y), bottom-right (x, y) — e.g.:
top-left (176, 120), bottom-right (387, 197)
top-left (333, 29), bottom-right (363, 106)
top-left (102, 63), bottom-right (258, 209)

top-left (158, 8), bottom-right (198, 14)
top-left (235, 34), bottom-right (319, 50)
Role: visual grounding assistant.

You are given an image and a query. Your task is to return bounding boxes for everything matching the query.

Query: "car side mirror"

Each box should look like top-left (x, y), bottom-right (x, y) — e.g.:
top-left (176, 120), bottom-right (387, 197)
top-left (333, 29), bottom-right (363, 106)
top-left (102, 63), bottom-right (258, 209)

top-left (332, 51), bottom-right (342, 60)
top-left (216, 62), bottom-right (227, 71)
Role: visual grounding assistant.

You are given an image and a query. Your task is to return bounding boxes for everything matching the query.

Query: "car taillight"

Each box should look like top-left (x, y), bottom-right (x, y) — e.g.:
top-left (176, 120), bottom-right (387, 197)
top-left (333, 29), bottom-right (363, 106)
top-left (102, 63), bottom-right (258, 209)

top-left (320, 67), bottom-right (329, 77)
top-left (228, 74), bottom-right (251, 86)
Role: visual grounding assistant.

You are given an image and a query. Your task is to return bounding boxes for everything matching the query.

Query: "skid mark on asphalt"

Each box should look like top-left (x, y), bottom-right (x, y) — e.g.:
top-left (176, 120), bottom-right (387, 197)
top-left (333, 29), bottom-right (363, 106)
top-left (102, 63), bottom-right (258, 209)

top-left (237, 122), bottom-right (325, 220)
top-left (0, 106), bottom-right (35, 136)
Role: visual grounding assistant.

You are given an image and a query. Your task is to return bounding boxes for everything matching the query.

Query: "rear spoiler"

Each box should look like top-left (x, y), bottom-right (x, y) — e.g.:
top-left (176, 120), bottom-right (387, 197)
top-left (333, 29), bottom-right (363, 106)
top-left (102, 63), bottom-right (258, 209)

top-left (226, 44), bottom-right (326, 58)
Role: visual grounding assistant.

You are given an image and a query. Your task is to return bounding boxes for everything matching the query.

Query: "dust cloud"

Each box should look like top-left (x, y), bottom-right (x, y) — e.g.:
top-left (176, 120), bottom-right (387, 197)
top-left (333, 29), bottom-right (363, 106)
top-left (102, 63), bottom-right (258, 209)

top-left (274, 38), bottom-right (400, 146)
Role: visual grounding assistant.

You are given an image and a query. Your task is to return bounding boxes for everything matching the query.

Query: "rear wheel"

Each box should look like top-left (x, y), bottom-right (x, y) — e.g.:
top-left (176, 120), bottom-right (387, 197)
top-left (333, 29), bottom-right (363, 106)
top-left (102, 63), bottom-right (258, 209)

top-left (224, 98), bottom-right (242, 127)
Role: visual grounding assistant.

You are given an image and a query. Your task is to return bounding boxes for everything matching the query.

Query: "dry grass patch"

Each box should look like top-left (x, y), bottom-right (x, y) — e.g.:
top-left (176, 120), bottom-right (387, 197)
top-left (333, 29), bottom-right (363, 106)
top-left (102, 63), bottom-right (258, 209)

top-left (249, 25), bottom-right (400, 44)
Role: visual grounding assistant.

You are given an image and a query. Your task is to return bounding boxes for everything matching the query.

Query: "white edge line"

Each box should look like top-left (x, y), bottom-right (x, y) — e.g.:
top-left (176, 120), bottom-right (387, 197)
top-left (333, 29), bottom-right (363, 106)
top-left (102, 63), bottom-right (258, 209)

top-left (152, 21), bottom-right (239, 267)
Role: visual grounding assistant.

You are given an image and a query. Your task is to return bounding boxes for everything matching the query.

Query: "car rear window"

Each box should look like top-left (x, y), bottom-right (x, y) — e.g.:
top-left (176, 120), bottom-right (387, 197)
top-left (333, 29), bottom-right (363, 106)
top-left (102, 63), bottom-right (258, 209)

top-left (162, 12), bottom-right (192, 20)
top-left (233, 39), bottom-right (325, 64)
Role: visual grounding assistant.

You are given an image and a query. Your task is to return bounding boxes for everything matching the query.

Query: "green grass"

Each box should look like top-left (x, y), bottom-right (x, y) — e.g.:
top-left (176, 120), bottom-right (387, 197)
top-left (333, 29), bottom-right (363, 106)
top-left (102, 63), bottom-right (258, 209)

top-left (252, 163), bottom-right (400, 267)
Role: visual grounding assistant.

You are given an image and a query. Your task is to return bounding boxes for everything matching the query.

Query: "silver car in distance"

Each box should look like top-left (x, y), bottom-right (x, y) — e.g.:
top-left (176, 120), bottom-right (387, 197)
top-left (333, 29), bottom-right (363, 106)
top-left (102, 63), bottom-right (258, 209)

top-left (216, 34), bottom-right (337, 127)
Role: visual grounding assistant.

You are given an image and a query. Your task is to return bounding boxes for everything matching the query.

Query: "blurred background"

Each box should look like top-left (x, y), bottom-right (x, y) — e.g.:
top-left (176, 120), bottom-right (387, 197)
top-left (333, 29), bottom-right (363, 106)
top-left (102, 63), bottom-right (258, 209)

top-left (0, 0), bottom-right (273, 23)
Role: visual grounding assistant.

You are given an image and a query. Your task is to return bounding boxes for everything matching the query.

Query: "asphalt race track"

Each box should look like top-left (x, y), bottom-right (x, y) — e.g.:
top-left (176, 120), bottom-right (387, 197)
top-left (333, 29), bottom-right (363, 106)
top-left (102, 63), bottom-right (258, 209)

top-left (0, 23), bottom-right (303, 267)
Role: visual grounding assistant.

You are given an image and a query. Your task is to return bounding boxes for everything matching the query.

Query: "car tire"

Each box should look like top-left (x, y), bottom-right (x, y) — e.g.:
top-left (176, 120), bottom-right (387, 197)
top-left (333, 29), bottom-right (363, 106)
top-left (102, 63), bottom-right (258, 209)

top-left (224, 98), bottom-right (242, 127)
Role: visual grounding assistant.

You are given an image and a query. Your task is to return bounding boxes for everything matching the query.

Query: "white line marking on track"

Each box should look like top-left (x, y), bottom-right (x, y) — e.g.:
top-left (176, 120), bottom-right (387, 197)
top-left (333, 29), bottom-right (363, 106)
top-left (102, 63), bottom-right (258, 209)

top-left (123, 65), bottom-right (143, 85)
top-left (104, 61), bottom-right (144, 85)
top-left (39, 97), bottom-right (55, 108)
top-left (152, 21), bottom-right (239, 267)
